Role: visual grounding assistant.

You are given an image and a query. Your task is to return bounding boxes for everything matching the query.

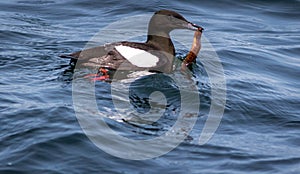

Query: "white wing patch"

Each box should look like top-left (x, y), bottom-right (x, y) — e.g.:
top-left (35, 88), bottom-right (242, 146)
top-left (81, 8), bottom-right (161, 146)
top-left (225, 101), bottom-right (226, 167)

top-left (115, 45), bottom-right (159, 67)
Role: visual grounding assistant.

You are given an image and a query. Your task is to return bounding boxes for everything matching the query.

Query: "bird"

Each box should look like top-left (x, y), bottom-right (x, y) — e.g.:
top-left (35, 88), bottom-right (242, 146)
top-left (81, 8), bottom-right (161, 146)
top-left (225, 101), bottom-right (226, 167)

top-left (60, 9), bottom-right (203, 80)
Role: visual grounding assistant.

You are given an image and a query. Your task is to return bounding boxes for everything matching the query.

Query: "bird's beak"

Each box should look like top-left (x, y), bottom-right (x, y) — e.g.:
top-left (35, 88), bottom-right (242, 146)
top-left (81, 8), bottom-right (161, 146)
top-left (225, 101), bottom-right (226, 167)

top-left (187, 22), bottom-right (204, 32)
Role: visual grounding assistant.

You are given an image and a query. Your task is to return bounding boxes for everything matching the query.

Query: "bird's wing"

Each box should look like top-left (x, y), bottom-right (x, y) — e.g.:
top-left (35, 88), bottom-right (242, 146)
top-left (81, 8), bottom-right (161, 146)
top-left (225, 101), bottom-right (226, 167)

top-left (60, 42), bottom-right (171, 72)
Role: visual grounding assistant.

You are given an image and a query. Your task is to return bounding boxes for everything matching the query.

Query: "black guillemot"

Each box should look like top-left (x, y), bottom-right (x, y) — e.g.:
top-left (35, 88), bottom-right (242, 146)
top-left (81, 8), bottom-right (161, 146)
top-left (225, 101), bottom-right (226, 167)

top-left (60, 10), bottom-right (203, 80)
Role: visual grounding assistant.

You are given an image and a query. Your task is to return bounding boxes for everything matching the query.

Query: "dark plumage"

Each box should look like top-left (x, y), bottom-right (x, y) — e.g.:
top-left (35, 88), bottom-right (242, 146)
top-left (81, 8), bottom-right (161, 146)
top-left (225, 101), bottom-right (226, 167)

top-left (60, 10), bottom-right (203, 73)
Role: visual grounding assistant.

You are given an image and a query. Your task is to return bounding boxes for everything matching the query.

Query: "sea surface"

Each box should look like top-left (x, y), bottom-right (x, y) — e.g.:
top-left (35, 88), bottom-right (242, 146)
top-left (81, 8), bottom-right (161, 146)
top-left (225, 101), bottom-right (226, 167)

top-left (1, 0), bottom-right (300, 173)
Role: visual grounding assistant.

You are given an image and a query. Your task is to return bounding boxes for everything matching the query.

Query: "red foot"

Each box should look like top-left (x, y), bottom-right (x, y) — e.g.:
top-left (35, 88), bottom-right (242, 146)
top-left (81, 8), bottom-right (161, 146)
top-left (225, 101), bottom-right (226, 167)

top-left (84, 68), bottom-right (110, 82)
top-left (99, 68), bottom-right (108, 74)
top-left (90, 75), bottom-right (109, 82)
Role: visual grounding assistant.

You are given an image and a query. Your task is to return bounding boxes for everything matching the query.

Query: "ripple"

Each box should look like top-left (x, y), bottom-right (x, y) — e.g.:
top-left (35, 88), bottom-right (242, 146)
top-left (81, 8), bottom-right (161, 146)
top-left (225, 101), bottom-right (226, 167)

top-left (1, 0), bottom-right (300, 173)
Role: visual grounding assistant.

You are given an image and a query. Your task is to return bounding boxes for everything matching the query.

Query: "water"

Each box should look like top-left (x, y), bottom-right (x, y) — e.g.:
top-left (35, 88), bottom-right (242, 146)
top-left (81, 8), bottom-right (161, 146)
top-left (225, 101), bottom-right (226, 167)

top-left (1, 0), bottom-right (300, 173)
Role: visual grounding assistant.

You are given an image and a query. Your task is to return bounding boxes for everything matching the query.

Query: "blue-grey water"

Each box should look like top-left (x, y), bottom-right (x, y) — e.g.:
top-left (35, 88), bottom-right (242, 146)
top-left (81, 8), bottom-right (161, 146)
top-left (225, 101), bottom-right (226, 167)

top-left (1, 0), bottom-right (300, 173)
